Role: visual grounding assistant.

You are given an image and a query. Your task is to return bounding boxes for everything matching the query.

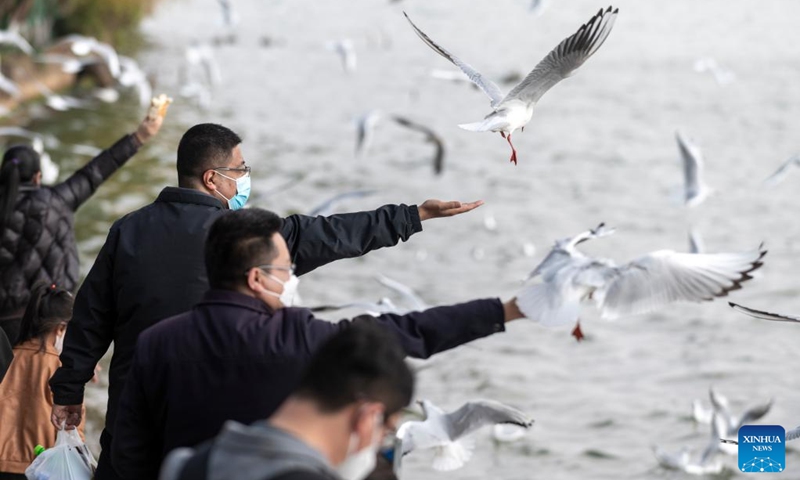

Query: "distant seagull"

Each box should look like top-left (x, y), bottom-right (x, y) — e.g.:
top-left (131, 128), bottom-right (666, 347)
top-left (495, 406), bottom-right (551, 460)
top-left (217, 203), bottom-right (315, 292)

top-left (308, 190), bottom-right (377, 217)
top-left (708, 388), bottom-right (772, 452)
top-left (309, 298), bottom-right (400, 316)
top-left (326, 39), bottom-right (357, 73)
top-left (390, 115), bottom-right (445, 174)
top-left (762, 154), bottom-right (800, 187)
top-left (729, 302), bottom-right (800, 323)
top-left (185, 42), bottom-right (222, 88)
top-left (376, 274), bottom-right (428, 311)
top-left (394, 399), bottom-right (533, 473)
top-left (688, 228), bottom-right (704, 254)
top-left (693, 58), bottom-right (735, 86)
top-left (654, 410), bottom-right (726, 475)
top-left (517, 223), bottom-right (766, 341)
top-left (32, 81), bottom-right (92, 111)
top-left (217, 0), bottom-right (239, 28)
top-left (404, 7), bottom-right (618, 164)
top-left (0, 29), bottom-right (34, 55)
top-left (118, 56), bottom-right (152, 107)
top-left (55, 35), bottom-right (121, 78)
top-left (676, 130), bottom-right (711, 207)
top-left (355, 110), bottom-right (382, 157)
top-left (28, 137), bottom-right (59, 184)
top-left (35, 53), bottom-right (99, 74)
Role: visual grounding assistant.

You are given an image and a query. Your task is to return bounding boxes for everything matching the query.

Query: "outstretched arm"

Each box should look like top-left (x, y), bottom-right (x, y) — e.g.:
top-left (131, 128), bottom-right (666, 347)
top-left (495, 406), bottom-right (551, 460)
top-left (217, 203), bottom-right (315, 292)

top-left (52, 101), bottom-right (166, 211)
top-left (282, 199), bottom-right (482, 276)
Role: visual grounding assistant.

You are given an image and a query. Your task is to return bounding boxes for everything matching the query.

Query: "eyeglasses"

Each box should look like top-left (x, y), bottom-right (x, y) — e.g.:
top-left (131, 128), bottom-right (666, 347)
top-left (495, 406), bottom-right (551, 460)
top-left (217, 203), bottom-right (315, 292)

top-left (214, 166), bottom-right (251, 175)
top-left (249, 263), bottom-right (296, 276)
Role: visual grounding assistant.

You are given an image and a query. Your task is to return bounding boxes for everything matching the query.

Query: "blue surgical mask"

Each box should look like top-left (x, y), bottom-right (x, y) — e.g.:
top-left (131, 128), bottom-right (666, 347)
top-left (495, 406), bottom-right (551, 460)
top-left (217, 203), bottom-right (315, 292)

top-left (214, 171), bottom-right (251, 210)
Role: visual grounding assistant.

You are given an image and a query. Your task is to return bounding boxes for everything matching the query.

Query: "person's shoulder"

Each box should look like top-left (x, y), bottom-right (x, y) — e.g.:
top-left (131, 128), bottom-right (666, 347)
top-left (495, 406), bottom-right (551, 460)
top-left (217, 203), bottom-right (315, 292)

top-left (137, 311), bottom-right (195, 349)
top-left (271, 470), bottom-right (336, 480)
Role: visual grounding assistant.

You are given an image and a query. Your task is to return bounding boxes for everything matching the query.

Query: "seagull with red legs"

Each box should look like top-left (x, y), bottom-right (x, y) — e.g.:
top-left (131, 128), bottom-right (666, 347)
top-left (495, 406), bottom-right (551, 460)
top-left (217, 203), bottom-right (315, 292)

top-left (403, 6), bottom-right (619, 165)
top-left (516, 223), bottom-right (766, 341)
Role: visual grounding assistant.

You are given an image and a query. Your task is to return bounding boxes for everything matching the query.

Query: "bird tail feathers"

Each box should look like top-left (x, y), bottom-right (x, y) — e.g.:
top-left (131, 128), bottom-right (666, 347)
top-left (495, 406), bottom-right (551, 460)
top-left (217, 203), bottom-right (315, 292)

top-left (432, 438), bottom-right (475, 471)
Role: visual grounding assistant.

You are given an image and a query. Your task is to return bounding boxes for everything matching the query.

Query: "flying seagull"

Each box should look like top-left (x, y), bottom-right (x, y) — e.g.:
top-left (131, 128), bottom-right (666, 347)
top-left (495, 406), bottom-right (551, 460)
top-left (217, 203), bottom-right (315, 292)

top-left (390, 115), bottom-right (445, 174)
top-left (326, 39), bottom-right (357, 74)
top-left (728, 302), bottom-right (800, 323)
top-left (55, 35), bottom-right (121, 78)
top-left (404, 7), bottom-right (618, 164)
top-left (652, 420), bottom-right (724, 475)
top-left (708, 388), bottom-right (772, 453)
top-left (676, 130), bottom-right (711, 207)
top-left (688, 228), bottom-right (704, 254)
top-left (517, 223), bottom-right (766, 341)
top-left (355, 110), bottom-right (382, 157)
top-left (394, 399), bottom-right (533, 473)
top-left (763, 154), bottom-right (800, 187)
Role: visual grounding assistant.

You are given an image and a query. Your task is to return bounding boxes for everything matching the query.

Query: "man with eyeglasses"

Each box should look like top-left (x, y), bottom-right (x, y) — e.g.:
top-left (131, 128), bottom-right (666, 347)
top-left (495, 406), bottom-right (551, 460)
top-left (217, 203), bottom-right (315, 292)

top-left (49, 123), bottom-right (482, 480)
top-left (109, 208), bottom-right (524, 480)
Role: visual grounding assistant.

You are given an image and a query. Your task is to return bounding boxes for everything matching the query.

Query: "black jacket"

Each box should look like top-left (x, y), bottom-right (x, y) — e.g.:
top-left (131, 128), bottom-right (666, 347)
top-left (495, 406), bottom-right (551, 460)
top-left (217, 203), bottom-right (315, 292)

top-left (50, 187), bottom-right (423, 434)
top-left (111, 289), bottom-right (505, 480)
top-left (0, 135), bottom-right (140, 317)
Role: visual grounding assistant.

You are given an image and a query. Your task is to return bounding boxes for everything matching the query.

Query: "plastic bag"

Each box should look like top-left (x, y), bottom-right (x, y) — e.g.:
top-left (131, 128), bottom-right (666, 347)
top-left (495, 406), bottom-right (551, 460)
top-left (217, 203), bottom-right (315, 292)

top-left (25, 428), bottom-right (97, 480)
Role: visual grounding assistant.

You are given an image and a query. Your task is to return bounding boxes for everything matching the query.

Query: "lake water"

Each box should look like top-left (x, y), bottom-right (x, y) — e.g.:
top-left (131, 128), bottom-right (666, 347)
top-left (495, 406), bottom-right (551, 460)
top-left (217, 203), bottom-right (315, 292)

top-left (6, 0), bottom-right (800, 478)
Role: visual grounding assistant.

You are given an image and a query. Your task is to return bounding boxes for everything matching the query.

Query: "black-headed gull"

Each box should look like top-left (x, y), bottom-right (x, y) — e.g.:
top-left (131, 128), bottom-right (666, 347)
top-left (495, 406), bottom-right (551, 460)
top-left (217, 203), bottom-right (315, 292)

top-left (654, 410), bottom-right (726, 475)
top-left (709, 388), bottom-right (772, 454)
top-left (729, 302), bottom-right (800, 323)
top-left (394, 399), bottom-right (533, 473)
top-left (676, 130), bottom-right (711, 207)
top-left (517, 223), bottom-right (766, 341)
top-left (762, 154), bottom-right (800, 187)
top-left (404, 7), bottom-right (618, 164)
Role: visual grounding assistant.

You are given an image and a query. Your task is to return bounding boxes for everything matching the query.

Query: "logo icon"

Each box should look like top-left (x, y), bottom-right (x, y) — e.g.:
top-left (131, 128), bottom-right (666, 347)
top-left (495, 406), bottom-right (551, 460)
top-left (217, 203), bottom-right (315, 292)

top-left (738, 425), bottom-right (785, 473)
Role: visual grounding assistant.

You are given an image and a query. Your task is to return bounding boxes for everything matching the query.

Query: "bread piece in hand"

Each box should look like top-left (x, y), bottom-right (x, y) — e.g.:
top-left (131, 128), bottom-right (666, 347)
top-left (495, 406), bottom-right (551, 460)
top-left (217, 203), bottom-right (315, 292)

top-left (148, 94), bottom-right (173, 118)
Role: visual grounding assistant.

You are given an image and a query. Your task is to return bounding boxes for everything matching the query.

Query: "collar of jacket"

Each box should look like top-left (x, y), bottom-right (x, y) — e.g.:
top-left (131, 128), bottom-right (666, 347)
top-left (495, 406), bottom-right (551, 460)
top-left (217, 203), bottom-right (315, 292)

top-left (198, 289), bottom-right (274, 315)
top-left (155, 186), bottom-right (225, 209)
top-left (13, 337), bottom-right (60, 357)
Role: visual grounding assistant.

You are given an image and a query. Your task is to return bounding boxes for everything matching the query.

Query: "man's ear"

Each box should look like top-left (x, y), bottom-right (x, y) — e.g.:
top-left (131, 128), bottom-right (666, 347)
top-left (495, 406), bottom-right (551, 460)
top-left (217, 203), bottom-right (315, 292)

top-left (352, 403), bottom-right (384, 450)
top-left (33, 171), bottom-right (43, 186)
top-left (246, 268), bottom-right (264, 293)
top-left (202, 169), bottom-right (217, 191)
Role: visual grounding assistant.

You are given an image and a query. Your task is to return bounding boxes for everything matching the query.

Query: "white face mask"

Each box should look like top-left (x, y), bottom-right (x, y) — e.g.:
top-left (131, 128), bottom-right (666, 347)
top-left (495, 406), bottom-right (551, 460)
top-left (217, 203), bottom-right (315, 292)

top-left (263, 273), bottom-right (300, 307)
top-left (336, 413), bottom-right (383, 480)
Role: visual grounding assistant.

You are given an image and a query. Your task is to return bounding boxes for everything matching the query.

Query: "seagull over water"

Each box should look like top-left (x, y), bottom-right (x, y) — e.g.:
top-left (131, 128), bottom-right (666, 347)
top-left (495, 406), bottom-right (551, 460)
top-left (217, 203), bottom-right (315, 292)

top-left (653, 414), bottom-right (725, 476)
top-left (516, 223), bottom-right (766, 341)
top-left (762, 154), bottom-right (800, 187)
top-left (394, 399), bottom-right (533, 473)
top-left (676, 130), bottom-right (711, 207)
top-left (404, 7), bottom-right (618, 165)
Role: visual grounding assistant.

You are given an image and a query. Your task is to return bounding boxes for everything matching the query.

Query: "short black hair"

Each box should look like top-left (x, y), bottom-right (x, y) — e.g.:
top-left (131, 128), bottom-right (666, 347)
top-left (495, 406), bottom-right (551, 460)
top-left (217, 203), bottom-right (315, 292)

top-left (205, 208), bottom-right (283, 290)
top-left (294, 320), bottom-right (414, 416)
top-left (176, 123), bottom-right (242, 185)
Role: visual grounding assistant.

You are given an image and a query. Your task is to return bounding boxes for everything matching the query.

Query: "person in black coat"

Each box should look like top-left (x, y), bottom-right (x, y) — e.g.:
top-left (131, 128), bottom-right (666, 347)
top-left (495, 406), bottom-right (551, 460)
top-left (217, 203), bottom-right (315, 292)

top-left (111, 208), bottom-right (523, 480)
top-left (0, 108), bottom-right (164, 345)
top-left (49, 123), bottom-right (482, 480)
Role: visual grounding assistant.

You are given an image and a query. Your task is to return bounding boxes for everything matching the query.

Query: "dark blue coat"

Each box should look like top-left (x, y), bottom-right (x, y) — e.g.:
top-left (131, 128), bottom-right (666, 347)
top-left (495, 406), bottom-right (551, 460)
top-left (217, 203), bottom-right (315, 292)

top-left (111, 290), bottom-right (505, 480)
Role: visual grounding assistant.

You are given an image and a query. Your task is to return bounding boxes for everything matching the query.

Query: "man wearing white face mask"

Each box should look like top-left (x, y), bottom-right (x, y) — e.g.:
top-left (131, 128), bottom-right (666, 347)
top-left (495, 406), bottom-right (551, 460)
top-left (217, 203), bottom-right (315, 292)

top-left (161, 323), bottom-right (413, 480)
top-left (111, 208), bottom-right (524, 480)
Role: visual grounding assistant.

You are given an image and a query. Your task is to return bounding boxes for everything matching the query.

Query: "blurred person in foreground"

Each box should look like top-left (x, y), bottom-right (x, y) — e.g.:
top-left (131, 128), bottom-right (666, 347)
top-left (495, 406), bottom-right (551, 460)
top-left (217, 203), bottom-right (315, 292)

top-left (160, 321), bottom-right (413, 480)
top-left (0, 283), bottom-right (82, 479)
top-left (109, 207), bottom-right (523, 479)
top-left (50, 122), bottom-right (481, 480)
top-left (0, 106), bottom-right (164, 346)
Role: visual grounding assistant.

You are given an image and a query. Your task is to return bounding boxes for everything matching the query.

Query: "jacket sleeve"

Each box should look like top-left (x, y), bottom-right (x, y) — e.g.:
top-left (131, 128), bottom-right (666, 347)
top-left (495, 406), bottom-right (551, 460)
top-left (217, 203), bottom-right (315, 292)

top-left (300, 298), bottom-right (506, 359)
top-left (281, 204), bottom-right (422, 277)
top-left (52, 134), bottom-right (141, 211)
top-left (50, 223), bottom-right (119, 405)
top-left (111, 346), bottom-right (161, 480)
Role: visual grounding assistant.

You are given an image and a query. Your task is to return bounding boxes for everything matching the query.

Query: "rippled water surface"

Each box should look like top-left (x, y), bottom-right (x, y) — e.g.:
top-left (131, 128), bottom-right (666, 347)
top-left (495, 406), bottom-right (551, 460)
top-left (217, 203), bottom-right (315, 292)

top-left (7, 0), bottom-right (800, 478)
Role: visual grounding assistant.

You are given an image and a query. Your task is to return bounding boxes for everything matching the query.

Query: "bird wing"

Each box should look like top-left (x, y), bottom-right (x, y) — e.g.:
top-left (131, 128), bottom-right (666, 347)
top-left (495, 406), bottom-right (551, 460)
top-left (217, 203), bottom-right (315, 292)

top-left (786, 426), bottom-right (800, 442)
top-left (0, 30), bottom-right (34, 55)
top-left (443, 400), bottom-right (532, 440)
top-left (596, 246), bottom-right (766, 320)
top-left (728, 302), bottom-right (800, 323)
top-left (699, 413), bottom-right (726, 465)
top-left (688, 229), bottom-right (704, 254)
top-left (733, 399), bottom-right (773, 431)
top-left (499, 6), bottom-right (618, 107)
top-left (375, 275), bottom-right (427, 311)
top-left (390, 115), bottom-right (446, 175)
top-left (675, 130), bottom-right (705, 203)
top-left (403, 12), bottom-right (505, 108)
top-left (762, 155), bottom-right (800, 187)
top-left (89, 41), bottom-right (121, 78)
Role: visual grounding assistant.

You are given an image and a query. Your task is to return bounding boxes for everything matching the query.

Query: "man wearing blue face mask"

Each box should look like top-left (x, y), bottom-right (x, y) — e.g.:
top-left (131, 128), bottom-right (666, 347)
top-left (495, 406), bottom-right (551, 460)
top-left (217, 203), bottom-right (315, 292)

top-left (49, 123), bottom-right (483, 480)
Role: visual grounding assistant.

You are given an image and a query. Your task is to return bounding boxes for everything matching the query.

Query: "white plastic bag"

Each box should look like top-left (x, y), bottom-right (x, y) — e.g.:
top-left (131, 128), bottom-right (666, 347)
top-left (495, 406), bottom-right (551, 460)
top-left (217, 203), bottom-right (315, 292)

top-left (25, 428), bottom-right (96, 480)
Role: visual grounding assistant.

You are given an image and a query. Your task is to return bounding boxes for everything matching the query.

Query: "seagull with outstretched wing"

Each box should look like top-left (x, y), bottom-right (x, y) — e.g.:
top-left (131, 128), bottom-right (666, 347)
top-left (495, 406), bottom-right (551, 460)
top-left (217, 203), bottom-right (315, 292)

top-left (394, 399), bottom-right (533, 473)
top-left (404, 7), bottom-right (618, 164)
top-left (517, 223), bottom-right (766, 341)
top-left (390, 115), bottom-right (445, 175)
